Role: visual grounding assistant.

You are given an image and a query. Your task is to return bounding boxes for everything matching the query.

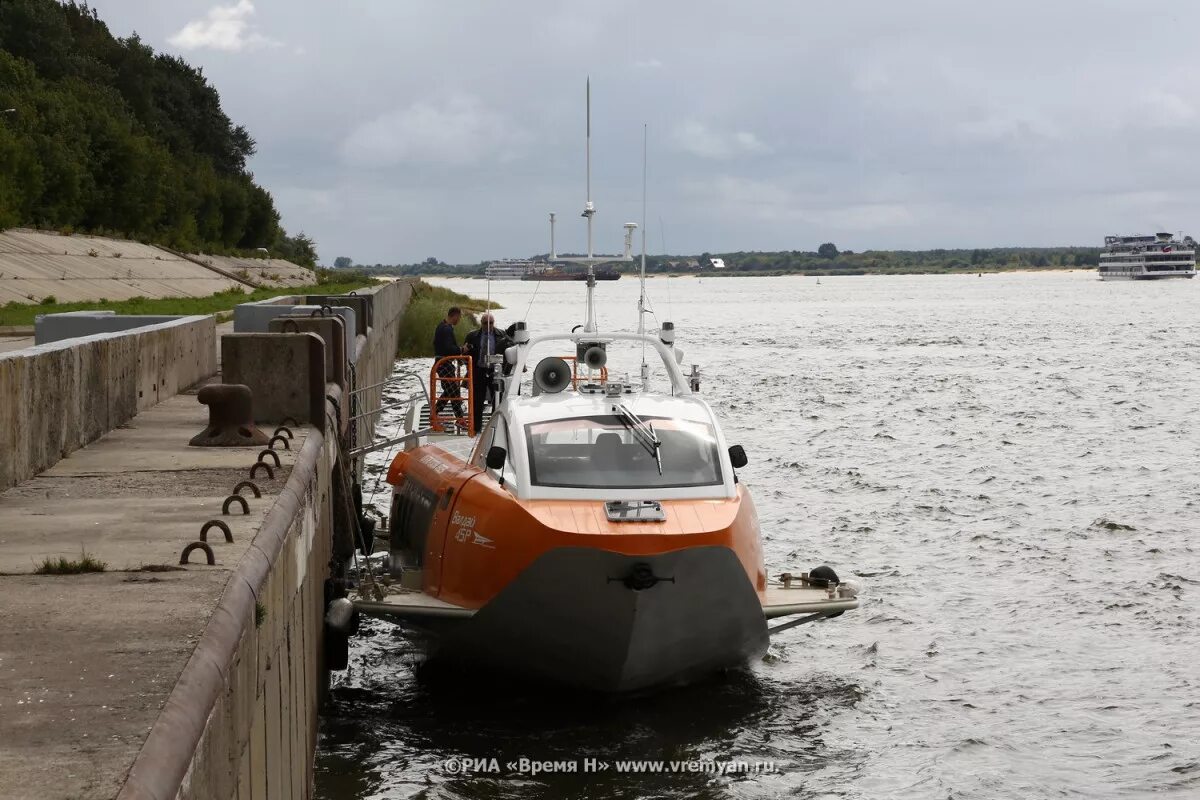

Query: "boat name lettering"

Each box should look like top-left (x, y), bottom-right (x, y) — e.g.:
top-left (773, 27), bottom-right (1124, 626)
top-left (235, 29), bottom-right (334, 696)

top-left (451, 511), bottom-right (495, 549)
top-left (419, 454), bottom-right (449, 474)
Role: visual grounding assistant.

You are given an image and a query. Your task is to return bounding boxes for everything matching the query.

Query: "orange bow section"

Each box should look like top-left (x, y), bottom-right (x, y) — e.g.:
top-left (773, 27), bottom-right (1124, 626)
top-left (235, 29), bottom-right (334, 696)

top-left (387, 446), bottom-right (767, 609)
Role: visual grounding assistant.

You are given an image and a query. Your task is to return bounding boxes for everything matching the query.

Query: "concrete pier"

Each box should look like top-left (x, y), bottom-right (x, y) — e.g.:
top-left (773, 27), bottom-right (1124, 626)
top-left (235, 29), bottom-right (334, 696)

top-left (0, 279), bottom-right (414, 799)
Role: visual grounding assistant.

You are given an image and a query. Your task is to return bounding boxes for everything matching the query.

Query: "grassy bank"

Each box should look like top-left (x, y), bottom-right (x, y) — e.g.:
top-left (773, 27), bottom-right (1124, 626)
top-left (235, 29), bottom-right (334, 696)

top-left (0, 273), bottom-right (379, 327)
top-left (396, 280), bottom-right (500, 358)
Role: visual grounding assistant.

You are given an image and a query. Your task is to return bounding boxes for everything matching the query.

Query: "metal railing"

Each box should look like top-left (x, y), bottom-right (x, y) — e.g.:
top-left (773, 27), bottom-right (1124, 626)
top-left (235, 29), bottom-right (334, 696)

top-left (429, 356), bottom-right (474, 437)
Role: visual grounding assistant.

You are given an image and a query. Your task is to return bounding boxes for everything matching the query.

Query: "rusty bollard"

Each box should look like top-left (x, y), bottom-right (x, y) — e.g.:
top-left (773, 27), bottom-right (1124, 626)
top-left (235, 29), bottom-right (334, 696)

top-left (189, 384), bottom-right (270, 447)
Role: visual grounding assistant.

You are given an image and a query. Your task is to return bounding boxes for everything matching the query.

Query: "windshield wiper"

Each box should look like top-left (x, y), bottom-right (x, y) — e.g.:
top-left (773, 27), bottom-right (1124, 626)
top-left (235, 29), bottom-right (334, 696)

top-left (612, 404), bottom-right (662, 475)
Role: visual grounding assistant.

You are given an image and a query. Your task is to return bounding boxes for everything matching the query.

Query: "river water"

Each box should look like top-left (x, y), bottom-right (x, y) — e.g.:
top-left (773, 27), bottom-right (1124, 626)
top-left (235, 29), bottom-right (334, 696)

top-left (316, 272), bottom-right (1200, 799)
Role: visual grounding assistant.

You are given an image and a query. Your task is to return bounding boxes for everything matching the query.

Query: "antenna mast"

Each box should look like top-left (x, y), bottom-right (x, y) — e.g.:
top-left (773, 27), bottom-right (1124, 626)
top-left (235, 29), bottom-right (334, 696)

top-left (583, 77), bottom-right (597, 332)
top-left (584, 77), bottom-right (595, 261)
top-left (639, 124), bottom-right (649, 383)
top-left (553, 78), bottom-right (633, 334)
top-left (639, 124), bottom-right (648, 337)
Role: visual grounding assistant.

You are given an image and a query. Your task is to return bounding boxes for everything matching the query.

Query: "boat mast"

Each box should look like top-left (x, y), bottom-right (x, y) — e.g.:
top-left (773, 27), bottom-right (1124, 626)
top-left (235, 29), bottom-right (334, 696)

top-left (639, 123), bottom-right (649, 383)
top-left (583, 77), bottom-right (598, 333)
top-left (549, 78), bottom-right (633, 335)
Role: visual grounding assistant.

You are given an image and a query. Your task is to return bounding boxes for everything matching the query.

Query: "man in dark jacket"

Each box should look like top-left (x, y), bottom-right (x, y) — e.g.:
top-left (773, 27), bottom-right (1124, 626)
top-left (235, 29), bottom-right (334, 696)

top-left (462, 313), bottom-right (513, 433)
top-left (432, 307), bottom-right (464, 420)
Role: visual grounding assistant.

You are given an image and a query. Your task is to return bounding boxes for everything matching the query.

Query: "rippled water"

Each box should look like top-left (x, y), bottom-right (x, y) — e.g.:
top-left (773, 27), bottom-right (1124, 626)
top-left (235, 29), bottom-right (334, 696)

top-left (317, 272), bottom-right (1200, 799)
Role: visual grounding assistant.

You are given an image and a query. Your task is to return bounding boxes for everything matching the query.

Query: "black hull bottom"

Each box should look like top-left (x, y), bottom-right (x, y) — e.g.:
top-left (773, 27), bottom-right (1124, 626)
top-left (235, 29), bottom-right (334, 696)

top-left (428, 546), bottom-right (768, 693)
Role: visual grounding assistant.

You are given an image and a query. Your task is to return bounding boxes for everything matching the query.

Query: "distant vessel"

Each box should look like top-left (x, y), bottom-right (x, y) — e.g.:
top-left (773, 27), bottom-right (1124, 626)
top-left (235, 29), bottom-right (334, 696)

top-left (524, 265), bottom-right (621, 281)
top-left (482, 261), bottom-right (540, 283)
top-left (485, 259), bottom-right (539, 280)
top-left (1098, 233), bottom-right (1196, 280)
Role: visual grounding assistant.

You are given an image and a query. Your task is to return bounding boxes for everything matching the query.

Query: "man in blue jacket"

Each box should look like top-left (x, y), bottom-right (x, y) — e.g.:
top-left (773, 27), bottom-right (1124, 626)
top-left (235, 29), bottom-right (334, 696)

top-left (432, 306), bottom-right (464, 420)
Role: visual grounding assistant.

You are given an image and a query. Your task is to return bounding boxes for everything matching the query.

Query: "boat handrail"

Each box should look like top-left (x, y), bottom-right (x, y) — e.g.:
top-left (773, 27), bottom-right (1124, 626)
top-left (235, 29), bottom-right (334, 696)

top-left (429, 355), bottom-right (476, 437)
top-left (513, 332), bottom-right (691, 395)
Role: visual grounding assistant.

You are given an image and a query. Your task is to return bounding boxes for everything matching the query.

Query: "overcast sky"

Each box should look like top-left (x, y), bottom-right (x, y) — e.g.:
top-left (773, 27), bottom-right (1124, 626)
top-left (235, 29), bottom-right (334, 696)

top-left (88, 1), bottom-right (1200, 265)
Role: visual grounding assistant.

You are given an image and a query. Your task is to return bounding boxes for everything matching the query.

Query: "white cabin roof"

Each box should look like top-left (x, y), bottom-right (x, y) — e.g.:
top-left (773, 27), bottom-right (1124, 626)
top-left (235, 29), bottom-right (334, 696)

top-left (502, 390), bottom-right (715, 428)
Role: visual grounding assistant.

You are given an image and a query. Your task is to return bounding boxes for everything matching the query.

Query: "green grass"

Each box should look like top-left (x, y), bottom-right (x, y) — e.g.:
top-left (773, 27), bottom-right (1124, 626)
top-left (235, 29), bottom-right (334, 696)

top-left (396, 280), bottom-right (502, 358)
top-left (0, 273), bottom-right (380, 327)
top-left (35, 552), bottom-right (108, 575)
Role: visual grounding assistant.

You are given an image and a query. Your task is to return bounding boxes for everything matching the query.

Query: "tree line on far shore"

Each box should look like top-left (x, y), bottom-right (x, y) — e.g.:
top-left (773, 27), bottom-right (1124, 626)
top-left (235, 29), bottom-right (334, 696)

top-left (332, 245), bottom-right (1104, 277)
top-left (0, 0), bottom-right (316, 266)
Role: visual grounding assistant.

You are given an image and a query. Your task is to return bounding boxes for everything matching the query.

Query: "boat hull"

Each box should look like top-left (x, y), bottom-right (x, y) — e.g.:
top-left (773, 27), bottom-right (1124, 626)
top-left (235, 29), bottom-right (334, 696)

top-left (1099, 272), bottom-right (1195, 280)
top-left (405, 545), bottom-right (768, 692)
top-left (521, 271), bottom-right (621, 281)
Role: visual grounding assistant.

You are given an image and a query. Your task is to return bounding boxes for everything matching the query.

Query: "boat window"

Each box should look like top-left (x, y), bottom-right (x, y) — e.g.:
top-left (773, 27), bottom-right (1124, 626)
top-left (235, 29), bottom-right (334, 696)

top-left (524, 415), bottom-right (723, 489)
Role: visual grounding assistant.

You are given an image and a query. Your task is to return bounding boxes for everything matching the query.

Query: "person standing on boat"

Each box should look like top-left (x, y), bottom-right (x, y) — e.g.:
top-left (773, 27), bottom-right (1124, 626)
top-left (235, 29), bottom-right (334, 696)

top-left (432, 306), bottom-right (465, 420)
top-left (463, 313), bottom-right (512, 433)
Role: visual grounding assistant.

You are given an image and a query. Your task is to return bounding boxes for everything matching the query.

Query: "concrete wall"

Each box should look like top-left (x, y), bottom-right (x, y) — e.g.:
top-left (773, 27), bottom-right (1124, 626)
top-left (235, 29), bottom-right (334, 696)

top-left (0, 314), bottom-right (216, 491)
top-left (117, 279), bottom-right (413, 800)
top-left (352, 279), bottom-right (416, 456)
top-left (34, 311), bottom-right (195, 345)
top-left (119, 424), bottom-right (336, 800)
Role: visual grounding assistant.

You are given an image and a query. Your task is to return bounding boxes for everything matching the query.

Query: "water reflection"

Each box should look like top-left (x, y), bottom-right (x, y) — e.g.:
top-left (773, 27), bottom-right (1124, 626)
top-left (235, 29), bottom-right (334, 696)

top-left (319, 619), bottom-right (868, 800)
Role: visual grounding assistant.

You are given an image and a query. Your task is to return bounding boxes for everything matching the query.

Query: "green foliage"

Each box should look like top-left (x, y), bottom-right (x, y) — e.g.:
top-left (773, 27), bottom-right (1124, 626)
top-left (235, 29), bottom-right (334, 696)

top-left (333, 256), bottom-right (353, 269)
top-left (274, 232), bottom-right (318, 268)
top-left (0, 1), bottom-right (305, 253)
top-left (817, 242), bottom-right (839, 259)
top-left (0, 274), bottom-right (377, 326)
top-left (396, 280), bottom-right (500, 358)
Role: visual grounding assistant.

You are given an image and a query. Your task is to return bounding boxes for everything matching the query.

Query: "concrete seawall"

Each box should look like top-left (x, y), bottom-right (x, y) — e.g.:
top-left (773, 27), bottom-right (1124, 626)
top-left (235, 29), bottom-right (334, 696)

top-left (0, 279), bottom-right (414, 799)
top-left (0, 314), bottom-right (216, 491)
top-left (350, 281), bottom-right (415, 461)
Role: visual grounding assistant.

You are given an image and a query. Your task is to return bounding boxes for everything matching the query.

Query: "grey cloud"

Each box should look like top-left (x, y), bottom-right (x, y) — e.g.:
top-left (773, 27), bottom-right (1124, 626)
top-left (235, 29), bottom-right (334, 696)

top-left (84, 1), bottom-right (1200, 261)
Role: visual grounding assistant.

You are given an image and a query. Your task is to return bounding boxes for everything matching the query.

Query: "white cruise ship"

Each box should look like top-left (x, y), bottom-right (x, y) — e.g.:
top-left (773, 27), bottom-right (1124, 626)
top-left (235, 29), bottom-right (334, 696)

top-left (1098, 232), bottom-right (1196, 280)
top-left (485, 259), bottom-right (544, 280)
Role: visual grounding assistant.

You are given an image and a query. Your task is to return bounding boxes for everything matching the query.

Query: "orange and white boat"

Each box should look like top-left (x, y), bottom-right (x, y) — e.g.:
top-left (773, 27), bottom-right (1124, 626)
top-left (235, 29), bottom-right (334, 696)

top-left (348, 86), bottom-right (861, 693)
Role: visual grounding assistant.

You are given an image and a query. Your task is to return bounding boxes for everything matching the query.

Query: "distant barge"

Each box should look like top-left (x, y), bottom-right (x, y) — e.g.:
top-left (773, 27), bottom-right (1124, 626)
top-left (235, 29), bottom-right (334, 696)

top-left (484, 261), bottom-right (622, 281)
top-left (524, 266), bottom-right (620, 281)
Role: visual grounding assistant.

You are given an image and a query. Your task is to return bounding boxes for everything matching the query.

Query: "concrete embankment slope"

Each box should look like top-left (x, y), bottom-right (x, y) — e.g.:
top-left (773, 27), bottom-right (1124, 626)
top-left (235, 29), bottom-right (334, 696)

top-left (0, 229), bottom-right (316, 305)
top-left (0, 280), bottom-right (412, 799)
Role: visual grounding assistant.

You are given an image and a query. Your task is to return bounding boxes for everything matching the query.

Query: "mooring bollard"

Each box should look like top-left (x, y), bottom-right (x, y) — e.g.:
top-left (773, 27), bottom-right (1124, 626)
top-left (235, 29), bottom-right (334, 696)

top-left (189, 384), bottom-right (270, 447)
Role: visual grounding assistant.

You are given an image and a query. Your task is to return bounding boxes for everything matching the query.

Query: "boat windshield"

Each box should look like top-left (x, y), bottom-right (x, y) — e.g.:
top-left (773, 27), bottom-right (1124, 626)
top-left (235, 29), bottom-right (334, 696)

top-left (524, 415), bottom-right (723, 489)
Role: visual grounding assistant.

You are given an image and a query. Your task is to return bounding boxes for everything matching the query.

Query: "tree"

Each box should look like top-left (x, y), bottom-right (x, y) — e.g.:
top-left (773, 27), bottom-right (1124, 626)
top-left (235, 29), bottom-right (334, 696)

top-left (817, 242), bottom-right (839, 259)
top-left (275, 232), bottom-right (317, 268)
top-left (0, 0), bottom-right (301, 258)
top-left (333, 256), bottom-right (353, 268)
